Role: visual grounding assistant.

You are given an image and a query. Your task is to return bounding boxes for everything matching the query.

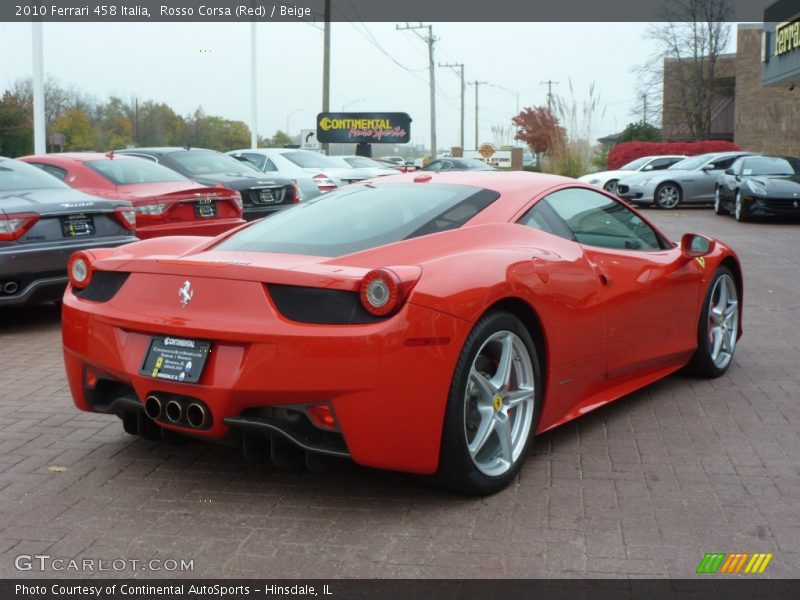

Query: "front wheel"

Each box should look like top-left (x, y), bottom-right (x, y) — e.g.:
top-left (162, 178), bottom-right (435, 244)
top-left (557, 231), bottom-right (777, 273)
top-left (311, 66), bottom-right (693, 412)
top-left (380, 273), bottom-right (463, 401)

top-left (603, 179), bottom-right (620, 194)
top-left (436, 311), bottom-right (541, 495)
top-left (687, 267), bottom-right (739, 378)
top-left (655, 183), bottom-right (682, 209)
top-left (713, 187), bottom-right (727, 215)
top-left (734, 190), bottom-right (750, 222)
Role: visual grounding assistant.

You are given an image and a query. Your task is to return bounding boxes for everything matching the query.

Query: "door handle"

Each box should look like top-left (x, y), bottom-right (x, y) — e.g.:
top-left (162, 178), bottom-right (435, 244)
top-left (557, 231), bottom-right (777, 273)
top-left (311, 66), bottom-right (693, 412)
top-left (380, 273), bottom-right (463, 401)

top-left (590, 261), bottom-right (612, 286)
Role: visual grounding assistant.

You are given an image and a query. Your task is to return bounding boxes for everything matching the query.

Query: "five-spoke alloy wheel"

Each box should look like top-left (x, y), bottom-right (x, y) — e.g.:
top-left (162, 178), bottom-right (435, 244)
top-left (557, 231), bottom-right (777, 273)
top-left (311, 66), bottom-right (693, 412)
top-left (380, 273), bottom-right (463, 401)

top-left (688, 267), bottom-right (739, 378)
top-left (437, 311), bottom-right (541, 495)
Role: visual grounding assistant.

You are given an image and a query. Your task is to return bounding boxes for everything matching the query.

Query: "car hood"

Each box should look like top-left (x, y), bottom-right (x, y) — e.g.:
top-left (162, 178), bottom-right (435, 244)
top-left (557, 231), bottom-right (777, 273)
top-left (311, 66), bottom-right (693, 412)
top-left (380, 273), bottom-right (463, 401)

top-left (578, 169), bottom-right (634, 182)
top-left (190, 173), bottom-right (292, 190)
top-left (747, 175), bottom-right (800, 192)
top-left (0, 187), bottom-right (128, 215)
top-left (618, 168), bottom-right (697, 185)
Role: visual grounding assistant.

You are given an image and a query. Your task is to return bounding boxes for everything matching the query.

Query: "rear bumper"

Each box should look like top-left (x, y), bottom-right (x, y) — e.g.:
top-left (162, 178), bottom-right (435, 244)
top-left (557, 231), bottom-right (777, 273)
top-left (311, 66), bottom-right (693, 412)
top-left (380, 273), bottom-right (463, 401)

top-left (62, 295), bottom-right (470, 474)
top-left (0, 235), bottom-right (137, 306)
top-left (137, 218), bottom-right (245, 239)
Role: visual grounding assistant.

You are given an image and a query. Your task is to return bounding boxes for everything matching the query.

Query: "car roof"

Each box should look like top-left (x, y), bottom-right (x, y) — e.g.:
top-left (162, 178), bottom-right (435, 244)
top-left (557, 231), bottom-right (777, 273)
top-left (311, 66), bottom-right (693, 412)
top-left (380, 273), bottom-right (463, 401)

top-left (22, 152), bottom-right (145, 163)
top-left (371, 169), bottom-right (572, 192)
top-left (118, 147), bottom-right (219, 155)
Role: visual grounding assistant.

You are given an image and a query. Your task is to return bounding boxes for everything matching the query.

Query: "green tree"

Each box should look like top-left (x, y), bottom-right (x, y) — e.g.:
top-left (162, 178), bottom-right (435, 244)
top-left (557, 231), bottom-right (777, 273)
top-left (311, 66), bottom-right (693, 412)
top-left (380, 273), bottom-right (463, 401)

top-left (0, 91), bottom-right (33, 157)
top-left (136, 101), bottom-right (185, 147)
top-left (269, 130), bottom-right (292, 147)
top-left (52, 108), bottom-right (97, 150)
top-left (96, 97), bottom-right (134, 150)
top-left (617, 120), bottom-right (662, 143)
top-left (185, 107), bottom-right (250, 151)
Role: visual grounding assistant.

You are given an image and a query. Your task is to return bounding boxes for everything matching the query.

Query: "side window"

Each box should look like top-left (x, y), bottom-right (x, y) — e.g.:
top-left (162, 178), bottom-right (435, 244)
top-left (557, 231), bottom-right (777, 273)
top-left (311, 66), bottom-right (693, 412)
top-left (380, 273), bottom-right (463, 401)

top-left (649, 157), bottom-right (678, 170)
top-left (263, 158), bottom-right (278, 172)
top-left (708, 157), bottom-right (737, 171)
top-left (30, 163), bottom-right (68, 181)
top-left (426, 161), bottom-right (443, 172)
top-left (240, 152), bottom-right (266, 170)
top-left (518, 200), bottom-right (575, 241)
top-left (541, 188), bottom-right (664, 251)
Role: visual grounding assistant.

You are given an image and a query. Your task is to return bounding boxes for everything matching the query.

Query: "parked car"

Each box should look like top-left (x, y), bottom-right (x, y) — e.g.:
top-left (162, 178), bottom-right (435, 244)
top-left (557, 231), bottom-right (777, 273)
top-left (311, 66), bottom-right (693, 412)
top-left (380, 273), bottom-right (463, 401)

top-left (381, 156), bottom-right (406, 167)
top-left (20, 153), bottom-right (245, 239)
top-left (61, 171), bottom-right (741, 495)
top-left (115, 147), bottom-right (297, 221)
top-left (421, 158), bottom-right (494, 172)
top-left (578, 155), bottom-right (685, 194)
top-left (714, 155), bottom-right (800, 222)
top-left (227, 148), bottom-right (367, 201)
top-left (328, 155), bottom-right (398, 178)
top-left (0, 156), bottom-right (137, 306)
top-left (616, 151), bottom-right (755, 209)
top-left (373, 157), bottom-right (416, 172)
top-left (522, 152), bottom-right (536, 168)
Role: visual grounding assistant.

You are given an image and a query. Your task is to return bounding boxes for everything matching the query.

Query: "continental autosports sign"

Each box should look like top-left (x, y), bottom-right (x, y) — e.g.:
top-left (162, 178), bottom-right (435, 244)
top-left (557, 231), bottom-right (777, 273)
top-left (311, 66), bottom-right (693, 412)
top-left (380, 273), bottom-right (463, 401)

top-left (316, 112), bottom-right (412, 144)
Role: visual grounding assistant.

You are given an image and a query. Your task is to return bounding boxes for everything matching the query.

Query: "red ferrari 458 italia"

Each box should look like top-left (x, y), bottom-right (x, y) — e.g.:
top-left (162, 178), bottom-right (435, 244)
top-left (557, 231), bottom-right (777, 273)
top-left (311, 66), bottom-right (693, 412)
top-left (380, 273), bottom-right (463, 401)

top-left (62, 171), bottom-right (743, 494)
top-left (21, 153), bottom-right (245, 239)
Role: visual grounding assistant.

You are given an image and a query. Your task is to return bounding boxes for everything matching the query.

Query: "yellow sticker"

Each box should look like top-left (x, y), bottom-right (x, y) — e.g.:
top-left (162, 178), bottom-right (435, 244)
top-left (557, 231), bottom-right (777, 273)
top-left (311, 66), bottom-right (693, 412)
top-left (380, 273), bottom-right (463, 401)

top-left (493, 395), bottom-right (503, 412)
top-left (155, 356), bottom-right (163, 368)
top-left (695, 257), bottom-right (706, 268)
top-left (151, 368), bottom-right (159, 377)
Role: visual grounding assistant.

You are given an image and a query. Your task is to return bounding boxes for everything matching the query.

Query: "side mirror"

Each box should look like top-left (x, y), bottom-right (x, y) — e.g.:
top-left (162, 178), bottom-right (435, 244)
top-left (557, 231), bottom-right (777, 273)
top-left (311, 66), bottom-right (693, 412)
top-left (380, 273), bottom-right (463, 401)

top-left (681, 233), bottom-right (716, 258)
top-left (701, 164), bottom-right (715, 171)
top-left (642, 165), bottom-right (653, 171)
top-left (724, 168), bottom-right (734, 175)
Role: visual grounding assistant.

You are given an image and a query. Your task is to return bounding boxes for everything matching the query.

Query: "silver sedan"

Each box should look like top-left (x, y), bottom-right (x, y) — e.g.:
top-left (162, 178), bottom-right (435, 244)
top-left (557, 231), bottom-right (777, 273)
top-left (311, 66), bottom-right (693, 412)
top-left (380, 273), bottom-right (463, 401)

top-left (616, 151), bottom-right (755, 209)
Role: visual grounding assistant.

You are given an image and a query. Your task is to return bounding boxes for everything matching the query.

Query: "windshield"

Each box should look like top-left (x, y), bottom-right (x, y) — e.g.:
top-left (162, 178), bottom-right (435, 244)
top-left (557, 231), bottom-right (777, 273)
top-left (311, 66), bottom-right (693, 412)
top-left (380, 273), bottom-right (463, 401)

top-left (281, 151), bottom-right (343, 169)
top-left (619, 157), bottom-right (651, 171)
top-left (742, 156), bottom-right (800, 176)
top-left (343, 156), bottom-right (384, 169)
top-left (668, 155), bottom-right (711, 171)
top-left (215, 183), bottom-right (499, 257)
top-left (0, 158), bottom-right (68, 191)
top-left (169, 151), bottom-right (259, 176)
top-left (86, 158), bottom-right (189, 185)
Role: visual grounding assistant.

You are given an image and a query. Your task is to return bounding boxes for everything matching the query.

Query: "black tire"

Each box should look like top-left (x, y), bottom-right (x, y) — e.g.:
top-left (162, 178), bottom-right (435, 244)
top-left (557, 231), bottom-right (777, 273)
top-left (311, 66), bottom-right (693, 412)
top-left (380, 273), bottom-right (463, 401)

top-left (654, 182), bottom-right (682, 209)
top-left (713, 187), bottom-right (727, 215)
top-left (435, 310), bottom-right (541, 495)
top-left (687, 267), bottom-right (739, 378)
top-left (734, 190), bottom-right (750, 222)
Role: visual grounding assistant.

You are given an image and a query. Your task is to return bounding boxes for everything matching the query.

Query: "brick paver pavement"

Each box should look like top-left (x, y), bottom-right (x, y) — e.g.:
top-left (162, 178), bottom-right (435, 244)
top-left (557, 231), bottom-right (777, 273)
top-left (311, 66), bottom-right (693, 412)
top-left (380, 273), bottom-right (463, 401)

top-left (0, 209), bottom-right (798, 579)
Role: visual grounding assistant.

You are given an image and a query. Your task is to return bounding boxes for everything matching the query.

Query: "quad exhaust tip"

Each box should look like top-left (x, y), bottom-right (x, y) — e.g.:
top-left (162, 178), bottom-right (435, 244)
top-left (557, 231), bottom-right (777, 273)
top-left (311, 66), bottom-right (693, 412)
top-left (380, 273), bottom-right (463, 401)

top-left (186, 403), bottom-right (207, 428)
top-left (144, 395), bottom-right (162, 420)
top-left (165, 400), bottom-right (183, 423)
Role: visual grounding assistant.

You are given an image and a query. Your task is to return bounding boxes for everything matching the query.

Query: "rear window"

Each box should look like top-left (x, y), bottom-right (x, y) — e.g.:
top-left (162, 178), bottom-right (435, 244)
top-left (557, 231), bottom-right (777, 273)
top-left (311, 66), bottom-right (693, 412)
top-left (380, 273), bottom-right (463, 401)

top-left (216, 183), bottom-right (499, 257)
top-left (86, 158), bottom-right (188, 185)
top-left (169, 151), bottom-right (259, 177)
top-left (281, 151), bottom-right (343, 169)
top-left (0, 158), bottom-right (68, 191)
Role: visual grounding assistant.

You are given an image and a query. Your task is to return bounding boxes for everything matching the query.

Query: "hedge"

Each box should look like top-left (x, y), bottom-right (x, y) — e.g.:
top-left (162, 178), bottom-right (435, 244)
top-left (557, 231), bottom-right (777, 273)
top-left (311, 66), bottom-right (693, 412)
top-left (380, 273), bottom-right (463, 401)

top-left (606, 140), bottom-right (741, 170)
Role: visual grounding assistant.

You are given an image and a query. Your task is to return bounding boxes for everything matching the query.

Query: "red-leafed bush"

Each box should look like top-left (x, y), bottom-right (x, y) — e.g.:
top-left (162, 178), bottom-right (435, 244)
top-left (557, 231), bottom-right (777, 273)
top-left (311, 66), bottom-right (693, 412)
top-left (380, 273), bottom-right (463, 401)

top-left (606, 141), bottom-right (741, 170)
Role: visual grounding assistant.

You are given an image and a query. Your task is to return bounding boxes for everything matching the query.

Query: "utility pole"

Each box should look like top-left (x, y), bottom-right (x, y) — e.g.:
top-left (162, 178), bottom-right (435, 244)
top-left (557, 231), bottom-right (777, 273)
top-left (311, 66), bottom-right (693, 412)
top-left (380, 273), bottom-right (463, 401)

top-left (31, 22), bottom-right (45, 155)
top-left (439, 62), bottom-right (464, 150)
top-left (469, 81), bottom-right (488, 149)
top-left (250, 21), bottom-right (257, 148)
top-left (321, 0), bottom-right (331, 155)
top-left (541, 80), bottom-right (559, 111)
top-left (397, 23), bottom-right (437, 159)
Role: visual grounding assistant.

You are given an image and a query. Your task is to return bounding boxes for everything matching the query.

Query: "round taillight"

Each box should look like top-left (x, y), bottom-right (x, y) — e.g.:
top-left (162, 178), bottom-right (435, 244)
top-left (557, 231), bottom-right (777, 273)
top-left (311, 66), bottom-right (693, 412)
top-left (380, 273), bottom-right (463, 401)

top-left (67, 252), bottom-right (93, 289)
top-left (360, 269), bottom-right (401, 316)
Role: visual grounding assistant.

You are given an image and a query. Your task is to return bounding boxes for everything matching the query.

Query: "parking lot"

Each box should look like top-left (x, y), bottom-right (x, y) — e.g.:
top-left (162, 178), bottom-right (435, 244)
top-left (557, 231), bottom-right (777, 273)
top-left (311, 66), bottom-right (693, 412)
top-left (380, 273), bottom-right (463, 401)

top-left (0, 208), bottom-right (798, 580)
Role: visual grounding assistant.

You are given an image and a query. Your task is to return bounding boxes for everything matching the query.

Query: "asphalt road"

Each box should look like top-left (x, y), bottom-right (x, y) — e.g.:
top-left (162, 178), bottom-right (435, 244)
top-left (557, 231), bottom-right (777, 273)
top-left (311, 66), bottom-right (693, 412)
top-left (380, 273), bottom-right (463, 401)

top-left (0, 207), bottom-right (798, 579)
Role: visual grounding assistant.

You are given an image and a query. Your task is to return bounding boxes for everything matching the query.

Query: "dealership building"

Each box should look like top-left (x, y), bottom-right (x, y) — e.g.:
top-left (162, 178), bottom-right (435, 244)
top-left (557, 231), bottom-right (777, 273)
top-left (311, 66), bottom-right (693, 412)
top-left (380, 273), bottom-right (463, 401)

top-left (662, 2), bottom-right (800, 156)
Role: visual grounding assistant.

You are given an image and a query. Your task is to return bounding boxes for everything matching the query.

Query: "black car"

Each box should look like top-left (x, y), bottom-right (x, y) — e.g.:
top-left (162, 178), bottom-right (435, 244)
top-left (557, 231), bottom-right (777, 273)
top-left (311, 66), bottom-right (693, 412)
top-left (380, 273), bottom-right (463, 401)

top-left (116, 147), bottom-right (297, 221)
top-left (421, 158), bottom-right (494, 172)
top-left (0, 157), bottom-right (137, 306)
top-left (715, 155), bottom-right (800, 222)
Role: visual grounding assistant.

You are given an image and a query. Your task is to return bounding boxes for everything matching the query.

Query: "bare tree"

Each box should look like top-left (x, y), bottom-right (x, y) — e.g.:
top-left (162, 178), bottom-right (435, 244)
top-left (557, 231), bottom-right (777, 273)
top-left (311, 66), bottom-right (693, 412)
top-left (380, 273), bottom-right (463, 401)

top-left (637, 0), bottom-right (732, 141)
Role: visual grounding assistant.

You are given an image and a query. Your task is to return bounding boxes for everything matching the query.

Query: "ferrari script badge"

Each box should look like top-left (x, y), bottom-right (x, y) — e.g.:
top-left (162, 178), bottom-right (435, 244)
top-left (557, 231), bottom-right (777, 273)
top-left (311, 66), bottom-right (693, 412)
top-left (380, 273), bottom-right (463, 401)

top-left (179, 280), bottom-right (193, 307)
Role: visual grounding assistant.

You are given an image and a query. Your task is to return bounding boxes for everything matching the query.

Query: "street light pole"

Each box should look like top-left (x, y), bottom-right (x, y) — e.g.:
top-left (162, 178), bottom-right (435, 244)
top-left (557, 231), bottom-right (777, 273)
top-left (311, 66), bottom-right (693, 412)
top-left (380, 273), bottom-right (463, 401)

top-left (250, 20), bottom-right (258, 148)
top-left (31, 22), bottom-right (45, 155)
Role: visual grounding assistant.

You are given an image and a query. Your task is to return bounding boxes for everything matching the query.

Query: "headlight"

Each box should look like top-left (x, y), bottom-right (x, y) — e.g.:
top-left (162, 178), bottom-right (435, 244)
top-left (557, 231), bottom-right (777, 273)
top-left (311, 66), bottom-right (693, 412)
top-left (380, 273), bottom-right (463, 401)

top-left (746, 180), bottom-right (767, 195)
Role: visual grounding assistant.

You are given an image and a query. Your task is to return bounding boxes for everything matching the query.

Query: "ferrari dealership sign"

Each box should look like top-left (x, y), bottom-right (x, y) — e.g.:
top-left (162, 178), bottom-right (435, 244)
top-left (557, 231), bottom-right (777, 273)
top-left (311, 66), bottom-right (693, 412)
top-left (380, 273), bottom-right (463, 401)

top-left (316, 112), bottom-right (412, 144)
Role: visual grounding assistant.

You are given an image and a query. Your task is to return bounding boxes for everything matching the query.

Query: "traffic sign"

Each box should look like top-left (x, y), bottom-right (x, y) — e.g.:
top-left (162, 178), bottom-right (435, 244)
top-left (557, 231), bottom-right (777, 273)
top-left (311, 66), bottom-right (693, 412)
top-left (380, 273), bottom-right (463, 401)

top-left (301, 129), bottom-right (320, 150)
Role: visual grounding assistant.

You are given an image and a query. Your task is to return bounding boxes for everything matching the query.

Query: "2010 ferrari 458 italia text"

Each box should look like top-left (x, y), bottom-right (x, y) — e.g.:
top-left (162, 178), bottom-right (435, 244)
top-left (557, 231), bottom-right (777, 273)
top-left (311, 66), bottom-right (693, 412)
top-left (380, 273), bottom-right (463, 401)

top-left (62, 171), bottom-right (743, 494)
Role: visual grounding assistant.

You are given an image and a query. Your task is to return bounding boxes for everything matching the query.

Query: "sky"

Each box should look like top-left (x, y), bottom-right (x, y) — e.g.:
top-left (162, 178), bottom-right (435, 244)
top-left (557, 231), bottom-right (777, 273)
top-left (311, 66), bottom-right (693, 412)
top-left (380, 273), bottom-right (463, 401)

top-left (0, 21), bottom-right (740, 153)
